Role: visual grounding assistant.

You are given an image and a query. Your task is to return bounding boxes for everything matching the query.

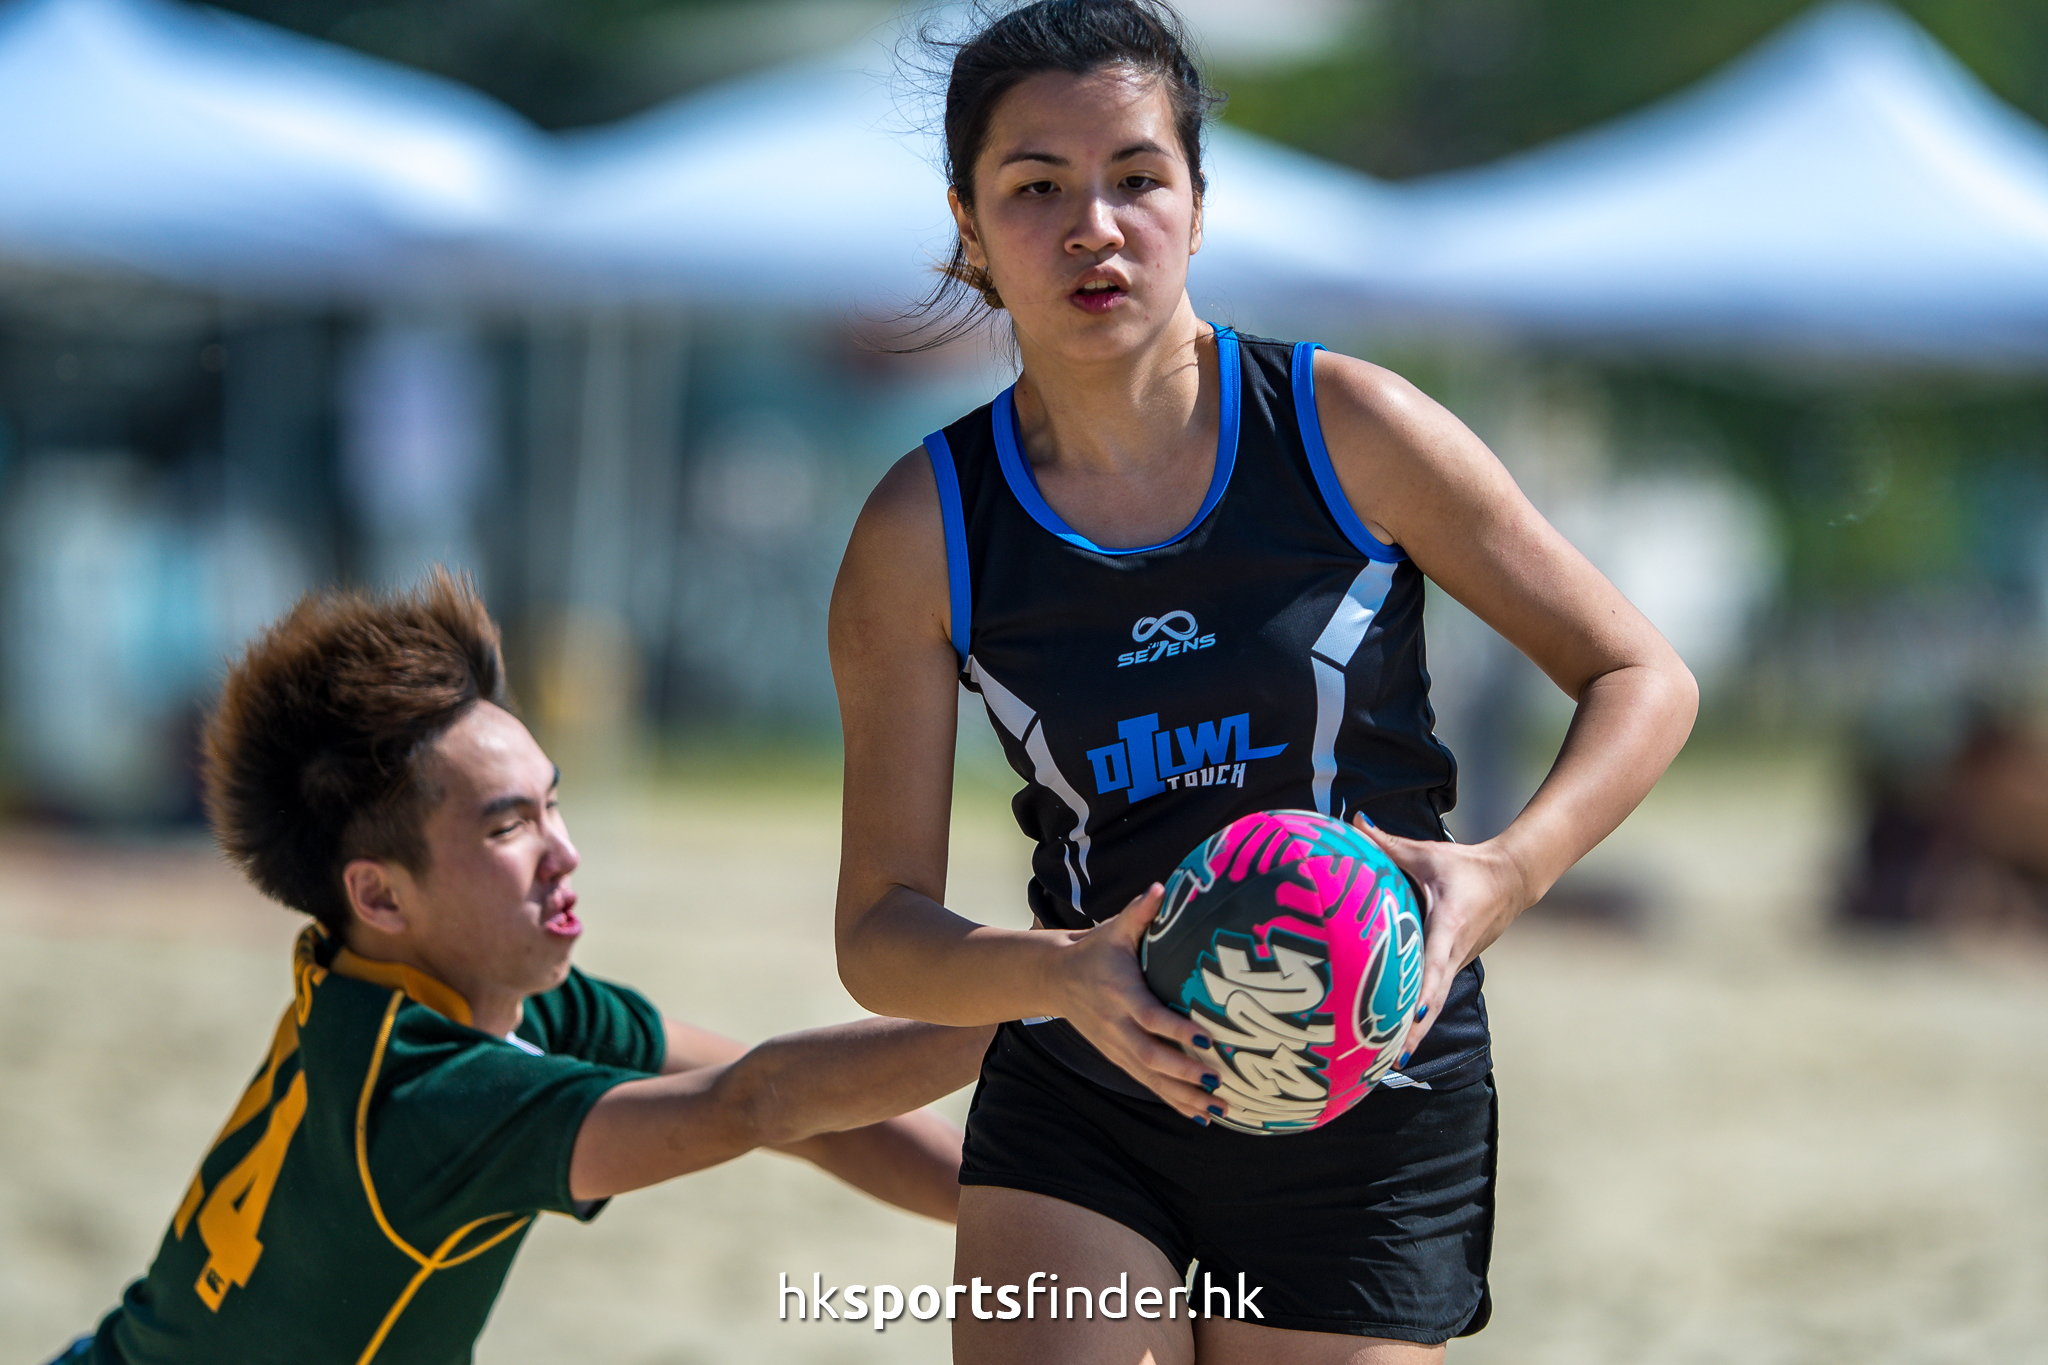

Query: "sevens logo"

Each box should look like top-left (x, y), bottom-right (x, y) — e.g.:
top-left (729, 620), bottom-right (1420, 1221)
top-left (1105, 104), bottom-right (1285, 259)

top-left (1117, 610), bottom-right (1216, 668)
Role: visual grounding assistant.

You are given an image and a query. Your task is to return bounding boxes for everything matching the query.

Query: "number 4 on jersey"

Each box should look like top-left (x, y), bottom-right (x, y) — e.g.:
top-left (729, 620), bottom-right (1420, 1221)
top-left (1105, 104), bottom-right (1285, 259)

top-left (192, 1068), bottom-right (308, 1310)
top-left (171, 1003), bottom-right (313, 1313)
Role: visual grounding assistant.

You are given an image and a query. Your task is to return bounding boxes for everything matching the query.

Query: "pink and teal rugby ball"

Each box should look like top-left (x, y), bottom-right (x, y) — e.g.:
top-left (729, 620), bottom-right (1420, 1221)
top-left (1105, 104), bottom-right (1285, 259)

top-left (1141, 809), bottom-right (1425, 1135)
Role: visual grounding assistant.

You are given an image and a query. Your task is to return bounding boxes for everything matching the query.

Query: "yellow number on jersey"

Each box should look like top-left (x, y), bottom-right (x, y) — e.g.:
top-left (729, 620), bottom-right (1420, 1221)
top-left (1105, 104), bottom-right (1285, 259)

top-left (174, 1008), bottom-right (302, 1242)
top-left (193, 1069), bottom-right (309, 1311)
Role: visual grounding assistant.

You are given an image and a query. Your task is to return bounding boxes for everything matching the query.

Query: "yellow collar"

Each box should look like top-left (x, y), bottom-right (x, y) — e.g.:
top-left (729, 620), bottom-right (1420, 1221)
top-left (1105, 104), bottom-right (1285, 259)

top-left (295, 924), bottom-right (475, 1027)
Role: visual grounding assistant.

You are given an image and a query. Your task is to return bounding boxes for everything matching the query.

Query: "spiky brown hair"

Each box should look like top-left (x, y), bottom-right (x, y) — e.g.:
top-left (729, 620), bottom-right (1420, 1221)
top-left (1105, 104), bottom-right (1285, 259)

top-left (202, 567), bottom-right (509, 935)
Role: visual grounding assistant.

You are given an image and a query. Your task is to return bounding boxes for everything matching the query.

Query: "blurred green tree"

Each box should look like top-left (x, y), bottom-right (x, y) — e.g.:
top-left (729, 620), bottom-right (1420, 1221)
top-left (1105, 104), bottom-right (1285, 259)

top-left (212, 0), bottom-right (2048, 165)
top-left (210, 0), bottom-right (897, 129)
top-left (1216, 0), bottom-right (2048, 177)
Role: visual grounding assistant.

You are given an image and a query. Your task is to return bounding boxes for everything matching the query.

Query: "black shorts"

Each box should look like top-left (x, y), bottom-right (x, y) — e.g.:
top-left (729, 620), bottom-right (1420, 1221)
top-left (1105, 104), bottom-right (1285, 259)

top-left (959, 1021), bottom-right (1497, 1344)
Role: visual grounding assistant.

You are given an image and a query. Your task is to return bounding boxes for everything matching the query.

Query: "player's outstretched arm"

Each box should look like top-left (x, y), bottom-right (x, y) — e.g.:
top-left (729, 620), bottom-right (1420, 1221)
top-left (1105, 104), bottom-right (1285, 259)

top-left (567, 1017), bottom-right (992, 1204)
top-left (771, 1111), bottom-right (968, 1223)
top-left (654, 1018), bottom-right (974, 1222)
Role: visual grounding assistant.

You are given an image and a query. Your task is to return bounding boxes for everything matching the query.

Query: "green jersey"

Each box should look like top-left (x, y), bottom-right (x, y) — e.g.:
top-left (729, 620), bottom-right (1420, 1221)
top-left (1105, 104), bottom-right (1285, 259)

top-left (80, 926), bottom-right (666, 1365)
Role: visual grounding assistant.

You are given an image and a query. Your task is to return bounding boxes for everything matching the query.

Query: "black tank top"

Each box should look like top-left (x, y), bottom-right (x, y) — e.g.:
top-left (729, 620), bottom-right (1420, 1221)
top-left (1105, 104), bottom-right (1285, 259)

top-left (924, 328), bottom-right (1490, 1095)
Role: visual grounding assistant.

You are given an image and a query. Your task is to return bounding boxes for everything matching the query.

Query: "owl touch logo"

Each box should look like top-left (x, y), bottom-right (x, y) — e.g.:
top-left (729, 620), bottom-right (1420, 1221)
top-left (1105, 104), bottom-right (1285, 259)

top-left (1086, 713), bottom-right (1286, 804)
top-left (1116, 610), bottom-right (1216, 668)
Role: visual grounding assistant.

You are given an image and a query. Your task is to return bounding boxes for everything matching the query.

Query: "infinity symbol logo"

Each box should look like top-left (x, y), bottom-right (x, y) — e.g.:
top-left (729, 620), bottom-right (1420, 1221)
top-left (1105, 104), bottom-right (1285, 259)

top-left (1132, 611), bottom-right (1198, 643)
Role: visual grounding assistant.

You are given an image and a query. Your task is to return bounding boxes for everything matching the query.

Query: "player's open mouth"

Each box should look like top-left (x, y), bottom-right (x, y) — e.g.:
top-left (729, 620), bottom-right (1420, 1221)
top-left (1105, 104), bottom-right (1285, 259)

top-left (1071, 279), bottom-right (1125, 313)
top-left (542, 893), bottom-right (582, 938)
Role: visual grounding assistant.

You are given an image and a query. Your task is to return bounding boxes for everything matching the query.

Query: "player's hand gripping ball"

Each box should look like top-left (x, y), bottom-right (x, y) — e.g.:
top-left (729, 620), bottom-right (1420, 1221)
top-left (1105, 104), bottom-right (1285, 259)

top-left (1141, 810), bottom-right (1425, 1135)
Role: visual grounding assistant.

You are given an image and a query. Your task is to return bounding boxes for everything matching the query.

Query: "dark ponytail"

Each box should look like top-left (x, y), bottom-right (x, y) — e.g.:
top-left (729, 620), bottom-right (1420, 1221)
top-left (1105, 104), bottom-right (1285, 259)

top-left (892, 0), bottom-right (1222, 351)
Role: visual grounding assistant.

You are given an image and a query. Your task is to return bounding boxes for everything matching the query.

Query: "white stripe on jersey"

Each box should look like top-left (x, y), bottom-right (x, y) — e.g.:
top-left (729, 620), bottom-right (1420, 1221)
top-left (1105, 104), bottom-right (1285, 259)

top-left (1308, 560), bottom-right (1398, 816)
top-left (968, 656), bottom-right (1095, 912)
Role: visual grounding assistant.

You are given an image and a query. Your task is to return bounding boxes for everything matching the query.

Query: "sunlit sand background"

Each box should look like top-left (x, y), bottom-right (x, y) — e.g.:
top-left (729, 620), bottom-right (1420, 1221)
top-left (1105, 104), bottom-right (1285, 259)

top-left (4, 746), bottom-right (2044, 1365)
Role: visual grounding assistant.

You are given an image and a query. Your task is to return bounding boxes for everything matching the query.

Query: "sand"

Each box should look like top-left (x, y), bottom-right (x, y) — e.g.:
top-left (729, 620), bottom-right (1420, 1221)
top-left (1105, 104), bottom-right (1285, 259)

top-left (3, 750), bottom-right (2044, 1364)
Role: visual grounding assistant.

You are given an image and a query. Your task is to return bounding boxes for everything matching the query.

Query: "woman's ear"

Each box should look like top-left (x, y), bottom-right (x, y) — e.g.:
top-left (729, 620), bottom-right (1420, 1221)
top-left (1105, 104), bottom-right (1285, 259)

top-left (948, 186), bottom-right (989, 270)
top-left (1189, 192), bottom-right (1203, 257)
top-left (342, 859), bottom-right (409, 939)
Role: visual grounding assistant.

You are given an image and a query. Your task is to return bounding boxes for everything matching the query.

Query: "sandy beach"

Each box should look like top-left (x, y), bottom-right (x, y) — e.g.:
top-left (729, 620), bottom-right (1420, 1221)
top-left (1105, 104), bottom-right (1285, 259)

top-left (3, 748), bottom-right (2043, 1364)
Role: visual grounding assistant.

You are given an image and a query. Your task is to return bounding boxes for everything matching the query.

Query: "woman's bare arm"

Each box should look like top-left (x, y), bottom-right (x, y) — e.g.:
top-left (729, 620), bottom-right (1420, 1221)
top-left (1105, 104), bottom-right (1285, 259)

top-left (829, 452), bottom-right (1216, 1119)
top-left (1314, 351), bottom-right (1700, 1053)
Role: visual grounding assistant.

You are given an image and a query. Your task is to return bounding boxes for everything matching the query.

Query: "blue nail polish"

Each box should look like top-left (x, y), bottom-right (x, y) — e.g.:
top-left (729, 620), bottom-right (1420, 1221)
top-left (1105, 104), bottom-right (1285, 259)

top-left (1208, 1104), bottom-right (1224, 1117)
top-left (1202, 1074), bottom-right (1219, 1091)
top-left (1192, 1113), bottom-right (1210, 1127)
top-left (1192, 1034), bottom-right (1212, 1049)
top-left (1415, 1004), bottom-right (1429, 1021)
top-left (1398, 1051), bottom-right (1411, 1068)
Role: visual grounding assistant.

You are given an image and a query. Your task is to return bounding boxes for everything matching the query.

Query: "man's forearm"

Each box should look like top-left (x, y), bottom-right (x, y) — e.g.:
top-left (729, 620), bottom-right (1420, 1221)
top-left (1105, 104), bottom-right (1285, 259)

top-left (736, 1018), bottom-right (992, 1148)
top-left (775, 1109), bottom-right (967, 1222)
top-left (570, 1018), bottom-right (992, 1201)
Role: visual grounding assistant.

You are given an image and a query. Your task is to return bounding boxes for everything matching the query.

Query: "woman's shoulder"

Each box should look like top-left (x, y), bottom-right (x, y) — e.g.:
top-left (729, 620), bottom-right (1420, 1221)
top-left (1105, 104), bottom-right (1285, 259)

top-left (833, 445), bottom-right (956, 672)
top-left (1202, 328), bottom-right (1445, 461)
top-left (852, 379), bottom-right (1019, 550)
top-left (1221, 329), bottom-right (1428, 419)
top-left (1305, 347), bottom-right (1462, 451)
top-left (858, 445), bottom-right (944, 533)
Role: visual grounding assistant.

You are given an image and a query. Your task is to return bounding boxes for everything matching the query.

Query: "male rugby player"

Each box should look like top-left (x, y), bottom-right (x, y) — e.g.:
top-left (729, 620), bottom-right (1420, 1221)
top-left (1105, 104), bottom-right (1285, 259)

top-left (51, 571), bottom-right (990, 1365)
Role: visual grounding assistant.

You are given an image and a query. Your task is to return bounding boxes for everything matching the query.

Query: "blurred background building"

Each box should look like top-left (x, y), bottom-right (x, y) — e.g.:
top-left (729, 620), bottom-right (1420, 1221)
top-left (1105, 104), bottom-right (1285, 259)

top-left (0, 0), bottom-right (2043, 927)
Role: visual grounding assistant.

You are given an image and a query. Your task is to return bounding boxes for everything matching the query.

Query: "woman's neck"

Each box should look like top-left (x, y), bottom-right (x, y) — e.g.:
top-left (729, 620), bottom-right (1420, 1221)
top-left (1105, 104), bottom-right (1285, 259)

top-left (1010, 298), bottom-right (1212, 479)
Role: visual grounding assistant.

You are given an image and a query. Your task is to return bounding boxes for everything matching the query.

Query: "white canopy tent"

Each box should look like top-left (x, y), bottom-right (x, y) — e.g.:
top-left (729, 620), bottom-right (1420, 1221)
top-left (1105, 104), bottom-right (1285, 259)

top-left (501, 55), bottom-right (952, 309)
top-left (0, 0), bottom-right (542, 298)
top-left (5, 0), bottom-right (2047, 360)
top-left (497, 43), bottom-right (1405, 330)
top-left (1191, 127), bottom-right (1406, 332)
top-left (0, 0), bottom-right (1406, 319)
top-left (1386, 2), bottom-right (2048, 361)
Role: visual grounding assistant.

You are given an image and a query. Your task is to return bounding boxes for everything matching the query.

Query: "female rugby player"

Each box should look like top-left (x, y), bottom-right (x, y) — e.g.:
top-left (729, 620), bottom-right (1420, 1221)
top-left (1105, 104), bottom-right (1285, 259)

top-left (830, 3), bottom-right (1697, 1361)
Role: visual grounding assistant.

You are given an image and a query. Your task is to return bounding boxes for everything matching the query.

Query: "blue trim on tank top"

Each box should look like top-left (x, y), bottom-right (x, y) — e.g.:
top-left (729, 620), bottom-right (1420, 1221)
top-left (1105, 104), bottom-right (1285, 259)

top-left (989, 326), bottom-right (1243, 557)
top-left (920, 428), bottom-right (973, 664)
top-left (1290, 342), bottom-right (1406, 564)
